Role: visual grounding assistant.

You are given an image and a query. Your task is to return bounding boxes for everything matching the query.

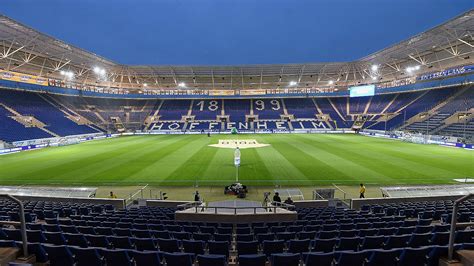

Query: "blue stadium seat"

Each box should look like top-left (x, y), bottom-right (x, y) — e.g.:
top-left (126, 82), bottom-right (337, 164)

top-left (157, 238), bottom-right (180, 253)
top-left (208, 240), bottom-right (230, 258)
top-left (335, 250), bottom-right (367, 266)
top-left (397, 246), bottom-right (431, 266)
top-left (312, 238), bottom-right (336, 252)
top-left (108, 236), bottom-right (134, 249)
top-left (133, 237), bottom-right (157, 251)
top-left (44, 232), bottom-right (67, 245)
top-left (197, 254), bottom-right (227, 266)
top-left (271, 253), bottom-right (300, 266)
top-left (193, 232), bottom-right (212, 242)
top-left (182, 239), bottom-right (205, 255)
top-left (303, 252), bottom-right (334, 266)
top-left (64, 233), bottom-right (88, 248)
top-left (288, 239), bottom-right (311, 253)
top-left (262, 240), bottom-right (285, 257)
top-left (237, 241), bottom-right (259, 255)
top-left (102, 249), bottom-right (133, 266)
top-left (335, 237), bottom-right (359, 251)
top-left (42, 244), bottom-right (75, 266)
top-left (69, 246), bottom-right (104, 266)
top-left (365, 249), bottom-right (401, 266)
top-left (384, 235), bottom-right (411, 249)
top-left (238, 254), bottom-right (266, 266)
top-left (407, 233), bottom-right (432, 247)
top-left (164, 252), bottom-right (194, 266)
top-left (131, 250), bottom-right (161, 266)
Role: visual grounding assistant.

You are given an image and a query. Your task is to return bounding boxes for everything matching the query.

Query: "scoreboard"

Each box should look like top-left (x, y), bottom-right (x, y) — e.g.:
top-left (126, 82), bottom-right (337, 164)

top-left (349, 84), bottom-right (375, 97)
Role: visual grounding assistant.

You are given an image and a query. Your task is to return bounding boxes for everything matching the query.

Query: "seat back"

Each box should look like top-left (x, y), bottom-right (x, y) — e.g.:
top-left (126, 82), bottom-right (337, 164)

top-left (271, 253), bottom-right (300, 266)
top-left (197, 254), bottom-right (227, 266)
top-left (238, 254), bottom-right (266, 266)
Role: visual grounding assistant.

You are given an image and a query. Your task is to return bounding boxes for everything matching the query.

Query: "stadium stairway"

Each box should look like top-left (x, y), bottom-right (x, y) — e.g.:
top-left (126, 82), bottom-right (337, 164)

top-left (0, 102), bottom-right (60, 138)
top-left (400, 87), bottom-right (469, 131)
top-left (405, 112), bottom-right (452, 133)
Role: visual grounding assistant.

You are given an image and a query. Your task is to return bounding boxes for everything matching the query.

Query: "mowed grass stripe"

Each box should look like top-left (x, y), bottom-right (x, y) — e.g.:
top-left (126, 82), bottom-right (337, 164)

top-left (0, 136), bottom-right (154, 183)
top-left (164, 138), bottom-right (222, 185)
top-left (299, 134), bottom-right (425, 182)
top-left (327, 135), bottom-right (464, 181)
top-left (75, 135), bottom-right (193, 183)
top-left (0, 134), bottom-right (471, 186)
top-left (238, 146), bottom-right (275, 185)
top-left (294, 134), bottom-right (394, 183)
top-left (128, 135), bottom-right (211, 182)
top-left (253, 135), bottom-right (316, 185)
top-left (328, 134), bottom-right (472, 179)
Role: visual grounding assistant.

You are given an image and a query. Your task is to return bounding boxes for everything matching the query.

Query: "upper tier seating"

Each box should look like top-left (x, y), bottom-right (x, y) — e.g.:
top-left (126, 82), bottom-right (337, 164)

top-left (284, 98), bottom-right (318, 119)
top-left (0, 86), bottom-right (471, 141)
top-left (0, 105), bottom-right (52, 142)
top-left (158, 100), bottom-right (191, 121)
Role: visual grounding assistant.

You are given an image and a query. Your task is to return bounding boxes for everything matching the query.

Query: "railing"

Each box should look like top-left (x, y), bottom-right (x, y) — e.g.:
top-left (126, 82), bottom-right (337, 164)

top-left (0, 194), bottom-right (28, 258)
top-left (271, 201), bottom-right (296, 211)
top-left (125, 184), bottom-right (149, 206)
top-left (333, 184), bottom-right (347, 200)
top-left (177, 201), bottom-right (202, 211)
top-left (448, 193), bottom-right (474, 261)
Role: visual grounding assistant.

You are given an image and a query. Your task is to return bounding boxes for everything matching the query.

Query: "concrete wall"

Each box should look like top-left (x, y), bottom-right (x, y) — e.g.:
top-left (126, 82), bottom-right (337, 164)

top-left (146, 200), bottom-right (193, 208)
top-left (175, 210), bottom-right (297, 223)
top-left (350, 195), bottom-right (463, 210)
top-left (294, 200), bottom-right (329, 208)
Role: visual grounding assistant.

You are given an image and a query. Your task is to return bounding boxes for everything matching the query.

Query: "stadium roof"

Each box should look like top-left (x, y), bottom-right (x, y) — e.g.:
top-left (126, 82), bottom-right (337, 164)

top-left (0, 9), bottom-right (473, 91)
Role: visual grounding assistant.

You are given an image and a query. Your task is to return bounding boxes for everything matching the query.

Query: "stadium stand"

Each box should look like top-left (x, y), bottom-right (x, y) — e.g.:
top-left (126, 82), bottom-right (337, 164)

top-left (0, 85), bottom-right (473, 143)
top-left (0, 198), bottom-right (473, 265)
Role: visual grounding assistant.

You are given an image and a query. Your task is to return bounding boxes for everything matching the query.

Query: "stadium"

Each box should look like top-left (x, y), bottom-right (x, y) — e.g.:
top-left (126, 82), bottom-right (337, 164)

top-left (0, 3), bottom-right (473, 266)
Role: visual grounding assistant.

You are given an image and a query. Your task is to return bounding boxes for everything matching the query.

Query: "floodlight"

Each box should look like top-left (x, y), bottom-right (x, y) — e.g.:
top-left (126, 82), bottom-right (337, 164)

top-left (178, 82), bottom-right (186, 87)
top-left (289, 81), bottom-right (297, 86)
top-left (328, 80), bottom-right (334, 85)
top-left (371, 65), bottom-right (378, 71)
top-left (143, 83), bottom-right (148, 87)
top-left (371, 76), bottom-right (377, 81)
top-left (93, 67), bottom-right (106, 76)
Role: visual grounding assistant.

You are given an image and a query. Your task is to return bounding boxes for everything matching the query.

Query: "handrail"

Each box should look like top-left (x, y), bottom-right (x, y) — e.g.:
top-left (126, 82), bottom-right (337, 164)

top-left (177, 201), bottom-right (202, 210)
top-left (448, 193), bottom-right (474, 261)
top-left (333, 184), bottom-right (347, 200)
top-left (271, 201), bottom-right (295, 210)
top-left (0, 194), bottom-right (28, 258)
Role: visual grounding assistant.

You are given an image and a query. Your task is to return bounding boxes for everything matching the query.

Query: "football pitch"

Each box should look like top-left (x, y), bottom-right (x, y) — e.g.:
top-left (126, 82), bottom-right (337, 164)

top-left (0, 134), bottom-right (472, 188)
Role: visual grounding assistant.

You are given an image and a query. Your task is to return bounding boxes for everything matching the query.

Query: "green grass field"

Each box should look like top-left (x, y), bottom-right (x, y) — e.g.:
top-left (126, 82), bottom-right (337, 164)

top-left (0, 134), bottom-right (472, 188)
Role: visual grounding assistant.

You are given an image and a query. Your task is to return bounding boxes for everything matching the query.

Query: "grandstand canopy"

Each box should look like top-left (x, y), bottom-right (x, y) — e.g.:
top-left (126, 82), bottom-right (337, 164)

top-left (0, 9), bottom-right (473, 91)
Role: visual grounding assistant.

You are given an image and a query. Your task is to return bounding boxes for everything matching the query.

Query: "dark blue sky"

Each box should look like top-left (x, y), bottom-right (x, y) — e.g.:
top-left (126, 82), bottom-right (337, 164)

top-left (2, 0), bottom-right (472, 65)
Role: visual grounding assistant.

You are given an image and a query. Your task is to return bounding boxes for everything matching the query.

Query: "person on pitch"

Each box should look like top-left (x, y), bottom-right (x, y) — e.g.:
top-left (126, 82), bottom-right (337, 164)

top-left (109, 191), bottom-right (117, 199)
top-left (359, 183), bottom-right (366, 198)
top-left (273, 192), bottom-right (281, 203)
top-left (194, 191), bottom-right (201, 202)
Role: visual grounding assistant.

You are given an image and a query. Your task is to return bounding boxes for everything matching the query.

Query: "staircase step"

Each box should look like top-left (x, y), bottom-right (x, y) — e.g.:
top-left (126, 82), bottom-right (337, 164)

top-left (438, 257), bottom-right (463, 266)
top-left (457, 250), bottom-right (474, 265)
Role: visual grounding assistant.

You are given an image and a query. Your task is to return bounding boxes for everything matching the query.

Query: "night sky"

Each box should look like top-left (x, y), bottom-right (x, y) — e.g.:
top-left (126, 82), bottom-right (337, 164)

top-left (2, 0), bottom-right (472, 65)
